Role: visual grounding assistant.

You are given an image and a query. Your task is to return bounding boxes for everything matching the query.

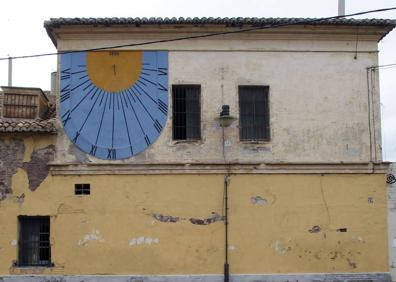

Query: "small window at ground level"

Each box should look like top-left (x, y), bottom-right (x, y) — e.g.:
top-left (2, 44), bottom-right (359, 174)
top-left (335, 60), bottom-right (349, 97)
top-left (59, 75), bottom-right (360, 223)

top-left (75, 183), bottom-right (90, 195)
top-left (18, 216), bottom-right (51, 267)
top-left (239, 86), bottom-right (270, 141)
top-left (172, 85), bottom-right (201, 140)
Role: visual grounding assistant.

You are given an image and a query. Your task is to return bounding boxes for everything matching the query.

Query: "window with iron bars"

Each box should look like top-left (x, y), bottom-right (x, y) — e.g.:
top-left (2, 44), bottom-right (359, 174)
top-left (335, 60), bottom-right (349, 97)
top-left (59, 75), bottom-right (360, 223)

top-left (239, 86), bottom-right (270, 141)
top-left (172, 85), bottom-right (201, 140)
top-left (18, 216), bottom-right (51, 267)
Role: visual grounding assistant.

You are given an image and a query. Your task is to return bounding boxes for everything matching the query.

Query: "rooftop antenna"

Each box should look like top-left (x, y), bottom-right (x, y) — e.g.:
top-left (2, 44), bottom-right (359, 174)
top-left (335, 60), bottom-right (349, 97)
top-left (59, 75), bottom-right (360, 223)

top-left (8, 57), bottom-right (12, 86)
top-left (338, 0), bottom-right (345, 16)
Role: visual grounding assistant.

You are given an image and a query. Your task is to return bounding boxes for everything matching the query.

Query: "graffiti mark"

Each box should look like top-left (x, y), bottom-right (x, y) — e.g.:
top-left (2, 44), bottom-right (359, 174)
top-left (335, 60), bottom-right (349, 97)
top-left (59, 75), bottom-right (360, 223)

top-left (387, 174), bottom-right (396, 184)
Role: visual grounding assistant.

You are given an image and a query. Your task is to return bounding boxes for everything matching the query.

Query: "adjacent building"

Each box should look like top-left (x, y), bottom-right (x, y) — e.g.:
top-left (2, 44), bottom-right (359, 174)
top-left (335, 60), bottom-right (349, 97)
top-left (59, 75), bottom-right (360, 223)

top-left (0, 17), bottom-right (395, 282)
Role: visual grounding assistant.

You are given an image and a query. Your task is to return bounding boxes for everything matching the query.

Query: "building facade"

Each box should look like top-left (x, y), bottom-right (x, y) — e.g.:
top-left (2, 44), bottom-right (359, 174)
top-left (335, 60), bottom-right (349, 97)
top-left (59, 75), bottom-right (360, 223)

top-left (0, 17), bottom-right (395, 282)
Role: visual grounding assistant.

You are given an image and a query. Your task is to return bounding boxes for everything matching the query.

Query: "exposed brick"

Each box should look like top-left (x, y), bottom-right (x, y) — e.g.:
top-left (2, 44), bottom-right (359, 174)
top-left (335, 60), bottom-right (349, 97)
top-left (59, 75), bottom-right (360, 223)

top-left (22, 145), bottom-right (55, 192)
top-left (0, 138), bottom-right (25, 200)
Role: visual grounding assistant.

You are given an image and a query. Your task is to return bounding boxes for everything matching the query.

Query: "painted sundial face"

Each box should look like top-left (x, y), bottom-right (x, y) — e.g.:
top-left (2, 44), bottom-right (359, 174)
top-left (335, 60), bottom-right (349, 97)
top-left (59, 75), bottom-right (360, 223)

top-left (60, 50), bottom-right (168, 160)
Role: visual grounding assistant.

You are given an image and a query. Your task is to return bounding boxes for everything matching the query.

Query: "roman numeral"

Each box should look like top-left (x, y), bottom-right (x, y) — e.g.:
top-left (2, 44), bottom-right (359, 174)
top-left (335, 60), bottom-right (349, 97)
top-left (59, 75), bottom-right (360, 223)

top-left (158, 67), bottom-right (167, 76)
top-left (62, 111), bottom-right (71, 126)
top-left (73, 131), bottom-right (80, 143)
top-left (60, 68), bottom-right (70, 80)
top-left (144, 135), bottom-right (151, 146)
top-left (153, 119), bottom-right (163, 133)
top-left (107, 148), bottom-right (116, 159)
top-left (90, 145), bottom-right (98, 156)
top-left (158, 83), bottom-right (167, 92)
top-left (60, 85), bottom-right (71, 103)
top-left (158, 99), bottom-right (167, 115)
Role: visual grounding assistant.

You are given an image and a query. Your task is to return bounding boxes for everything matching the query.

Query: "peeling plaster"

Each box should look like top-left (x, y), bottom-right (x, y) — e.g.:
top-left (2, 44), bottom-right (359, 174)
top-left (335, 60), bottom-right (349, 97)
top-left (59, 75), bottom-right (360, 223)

top-left (152, 213), bottom-right (180, 223)
top-left (152, 212), bottom-right (224, 225)
top-left (189, 213), bottom-right (223, 225)
top-left (78, 230), bottom-right (104, 246)
top-left (0, 139), bottom-right (55, 200)
top-left (308, 225), bottom-right (321, 233)
top-left (22, 145), bottom-right (55, 192)
top-left (0, 138), bottom-right (25, 200)
top-left (129, 236), bottom-right (159, 246)
top-left (251, 196), bottom-right (268, 206)
top-left (273, 240), bottom-right (291, 254)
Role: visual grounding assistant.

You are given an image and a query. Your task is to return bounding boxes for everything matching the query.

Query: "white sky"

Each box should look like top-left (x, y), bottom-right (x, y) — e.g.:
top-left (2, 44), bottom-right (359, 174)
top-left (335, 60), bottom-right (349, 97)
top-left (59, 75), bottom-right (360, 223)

top-left (0, 0), bottom-right (395, 161)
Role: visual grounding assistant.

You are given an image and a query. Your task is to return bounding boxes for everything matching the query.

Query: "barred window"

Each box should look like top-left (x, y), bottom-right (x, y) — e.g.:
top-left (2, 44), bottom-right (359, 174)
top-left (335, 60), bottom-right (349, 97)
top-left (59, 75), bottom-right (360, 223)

top-left (172, 85), bottom-right (201, 140)
top-left (18, 216), bottom-right (51, 266)
top-left (239, 86), bottom-right (270, 141)
top-left (75, 183), bottom-right (90, 195)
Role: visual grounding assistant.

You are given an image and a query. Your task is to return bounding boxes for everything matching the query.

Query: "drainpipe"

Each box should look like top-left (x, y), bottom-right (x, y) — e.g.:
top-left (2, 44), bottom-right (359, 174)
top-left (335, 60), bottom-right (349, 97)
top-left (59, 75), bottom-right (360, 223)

top-left (224, 174), bottom-right (230, 282)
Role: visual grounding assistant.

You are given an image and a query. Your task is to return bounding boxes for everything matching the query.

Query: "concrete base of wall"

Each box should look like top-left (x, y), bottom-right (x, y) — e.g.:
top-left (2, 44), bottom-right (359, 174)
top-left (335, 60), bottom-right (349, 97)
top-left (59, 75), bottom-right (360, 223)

top-left (0, 273), bottom-right (391, 282)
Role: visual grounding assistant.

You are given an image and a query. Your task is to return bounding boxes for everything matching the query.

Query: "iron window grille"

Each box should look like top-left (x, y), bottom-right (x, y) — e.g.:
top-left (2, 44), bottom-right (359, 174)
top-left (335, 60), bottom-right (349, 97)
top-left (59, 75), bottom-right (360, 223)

top-left (239, 86), bottom-right (270, 141)
top-left (18, 216), bottom-right (51, 267)
top-left (172, 85), bottom-right (201, 140)
top-left (75, 183), bottom-right (91, 195)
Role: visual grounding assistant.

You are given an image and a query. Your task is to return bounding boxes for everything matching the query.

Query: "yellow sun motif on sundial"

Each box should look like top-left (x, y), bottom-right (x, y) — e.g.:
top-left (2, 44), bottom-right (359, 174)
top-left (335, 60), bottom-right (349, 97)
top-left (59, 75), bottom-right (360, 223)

top-left (86, 50), bottom-right (143, 93)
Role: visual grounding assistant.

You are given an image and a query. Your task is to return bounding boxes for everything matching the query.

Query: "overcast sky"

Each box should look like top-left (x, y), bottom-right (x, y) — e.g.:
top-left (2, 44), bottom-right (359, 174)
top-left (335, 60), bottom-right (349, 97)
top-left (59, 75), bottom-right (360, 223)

top-left (0, 0), bottom-right (395, 161)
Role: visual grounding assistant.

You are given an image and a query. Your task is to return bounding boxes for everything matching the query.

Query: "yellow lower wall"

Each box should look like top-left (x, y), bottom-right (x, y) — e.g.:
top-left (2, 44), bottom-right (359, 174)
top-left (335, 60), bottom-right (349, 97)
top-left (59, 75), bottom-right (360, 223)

top-left (0, 168), bottom-right (388, 275)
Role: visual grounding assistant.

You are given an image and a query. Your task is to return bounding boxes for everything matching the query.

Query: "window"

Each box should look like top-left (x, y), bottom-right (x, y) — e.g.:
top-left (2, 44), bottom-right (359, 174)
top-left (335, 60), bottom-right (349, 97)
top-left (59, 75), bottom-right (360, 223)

top-left (18, 216), bottom-right (51, 266)
top-left (172, 85), bottom-right (201, 140)
top-left (75, 183), bottom-right (90, 195)
top-left (239, 86), bottom-right (270, 141)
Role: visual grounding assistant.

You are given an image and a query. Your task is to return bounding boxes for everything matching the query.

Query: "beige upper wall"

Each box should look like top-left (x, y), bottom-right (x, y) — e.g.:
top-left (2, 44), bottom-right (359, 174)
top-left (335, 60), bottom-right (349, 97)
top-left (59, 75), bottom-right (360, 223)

top-left (53, 25), bottom-right (383, 165)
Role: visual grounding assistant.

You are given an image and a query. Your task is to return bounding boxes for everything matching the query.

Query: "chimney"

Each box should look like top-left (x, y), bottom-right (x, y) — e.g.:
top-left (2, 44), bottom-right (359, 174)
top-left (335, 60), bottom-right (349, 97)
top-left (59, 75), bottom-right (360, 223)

top-left (51, 71), bottom-right (58, 96)
top-left (338, 0), bottom-right (345, 16)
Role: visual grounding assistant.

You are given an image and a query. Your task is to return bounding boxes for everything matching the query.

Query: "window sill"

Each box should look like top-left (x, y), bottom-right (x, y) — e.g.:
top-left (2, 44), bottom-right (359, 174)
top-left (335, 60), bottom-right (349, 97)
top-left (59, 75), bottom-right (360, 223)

top-left (13, 262), bottom-right (54, 268)
top-left (172, 139), bottom-right (203, 145)
top-left (240, 140), bottom-right (271, 144)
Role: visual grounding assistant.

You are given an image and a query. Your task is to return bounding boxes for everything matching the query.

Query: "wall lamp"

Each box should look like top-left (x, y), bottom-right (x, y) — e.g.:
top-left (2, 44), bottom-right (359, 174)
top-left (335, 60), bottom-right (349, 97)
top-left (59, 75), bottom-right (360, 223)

top-left (215, 105), bottom-right (236, 127)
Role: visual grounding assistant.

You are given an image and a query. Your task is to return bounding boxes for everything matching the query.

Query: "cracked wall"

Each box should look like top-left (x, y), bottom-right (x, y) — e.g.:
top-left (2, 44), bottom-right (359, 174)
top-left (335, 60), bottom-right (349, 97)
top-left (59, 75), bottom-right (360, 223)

top-left (0, 173), bottom-right (388, 276)
top-left (0, 136), bottom-right (55, 200)
top-left (0, 139), bottom-right (25, 200)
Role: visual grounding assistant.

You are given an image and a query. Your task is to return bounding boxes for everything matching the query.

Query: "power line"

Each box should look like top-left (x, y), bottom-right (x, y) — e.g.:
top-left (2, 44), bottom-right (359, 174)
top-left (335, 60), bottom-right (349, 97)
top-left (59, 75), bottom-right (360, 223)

top-left (369, 63), bottom-right (396, 69)
top-left (1, 6), bottom-right (396, 61)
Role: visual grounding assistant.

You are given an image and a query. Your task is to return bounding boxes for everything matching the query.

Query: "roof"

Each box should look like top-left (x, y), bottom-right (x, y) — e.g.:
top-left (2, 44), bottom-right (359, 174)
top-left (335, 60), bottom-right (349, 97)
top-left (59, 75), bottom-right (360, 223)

top-left (44, 17), bottom-right (396, 28)
top-left (0, 86), bottom-right (49, 102)
top-left (0, 118), bottom-right (57, 134)
top-left (44, 16), bottom-right (396, 47)
top-left (0, 87), bottom-right (56, 134)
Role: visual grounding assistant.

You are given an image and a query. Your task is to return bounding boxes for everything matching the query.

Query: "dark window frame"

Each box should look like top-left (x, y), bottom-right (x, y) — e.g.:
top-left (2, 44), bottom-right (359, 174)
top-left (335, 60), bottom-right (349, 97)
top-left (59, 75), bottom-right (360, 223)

top-left (238, 85), bottom-right (270, 142)
top-left (172, 85), bottom-right (201, 141)
top-left (18, 216), bottom-right (51, 267)
top-left (75, 183), bottom-right (91, 195)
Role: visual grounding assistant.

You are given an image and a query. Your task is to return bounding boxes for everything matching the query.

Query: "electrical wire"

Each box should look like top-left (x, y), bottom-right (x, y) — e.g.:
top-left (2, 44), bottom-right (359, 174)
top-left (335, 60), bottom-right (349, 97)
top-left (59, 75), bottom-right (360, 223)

top-left (0, 6), bottom-right (396, 61)
top-left (369, 63), bottom-right (396, 69)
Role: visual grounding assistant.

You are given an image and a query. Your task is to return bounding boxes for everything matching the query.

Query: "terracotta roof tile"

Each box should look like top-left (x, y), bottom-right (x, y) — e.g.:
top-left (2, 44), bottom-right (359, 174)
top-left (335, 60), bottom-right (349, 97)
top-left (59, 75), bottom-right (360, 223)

top-left (0, 118), bottom-right (57, 134)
